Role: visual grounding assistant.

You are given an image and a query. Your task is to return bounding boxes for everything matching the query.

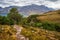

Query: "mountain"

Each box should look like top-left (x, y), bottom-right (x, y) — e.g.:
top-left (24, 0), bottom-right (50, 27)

top-left (0, 4), bottom-right (54, 16)
top-left (19, 4), bottom-right (53, 16)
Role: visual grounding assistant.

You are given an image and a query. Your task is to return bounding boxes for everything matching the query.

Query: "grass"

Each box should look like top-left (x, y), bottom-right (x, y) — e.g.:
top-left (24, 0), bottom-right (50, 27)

top-left (37, 10), bottom-right (60, 23)
top-left (0, 25), bottom-right (17, 40)
top-left (21, 26), bottom-right (60, 40)
top-left (0, 25), bottom-right (60, 40)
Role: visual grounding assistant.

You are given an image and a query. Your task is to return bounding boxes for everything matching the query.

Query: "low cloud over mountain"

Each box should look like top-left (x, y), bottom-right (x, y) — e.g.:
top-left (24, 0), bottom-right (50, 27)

top-left (0, 0), bottom-right (60, 9)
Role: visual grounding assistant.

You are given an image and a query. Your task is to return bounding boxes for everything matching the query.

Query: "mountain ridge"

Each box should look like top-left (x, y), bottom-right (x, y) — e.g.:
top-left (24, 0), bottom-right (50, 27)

top-left (0, 4), bottom-right (54, 16)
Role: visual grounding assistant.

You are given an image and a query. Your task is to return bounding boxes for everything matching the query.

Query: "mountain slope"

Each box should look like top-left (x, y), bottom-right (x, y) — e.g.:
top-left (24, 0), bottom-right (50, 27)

top-left (37, 10), bottom-right (60, 23)
top-left (19, 4), bottom-right (53, 16)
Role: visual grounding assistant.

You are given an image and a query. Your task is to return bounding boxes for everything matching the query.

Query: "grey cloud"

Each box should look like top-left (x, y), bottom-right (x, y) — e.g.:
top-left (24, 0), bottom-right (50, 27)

top-left (0, 1), bottom-right (11, 5)
top-left (0, 0), bottom-right (60, 9)
top-left (46, 0), bottom-right (58, 2)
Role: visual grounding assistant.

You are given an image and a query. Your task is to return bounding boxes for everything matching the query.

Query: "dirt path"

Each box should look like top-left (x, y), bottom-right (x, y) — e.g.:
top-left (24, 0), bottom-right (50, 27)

top-left (14, 25), bottom-right (29, 40)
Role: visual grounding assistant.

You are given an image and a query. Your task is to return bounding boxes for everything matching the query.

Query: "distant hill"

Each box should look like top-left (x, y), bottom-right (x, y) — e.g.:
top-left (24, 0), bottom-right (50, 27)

top-left (0, 4), bottom-right (54, 16)
top-left (37, 10), bottom-right (60, 23)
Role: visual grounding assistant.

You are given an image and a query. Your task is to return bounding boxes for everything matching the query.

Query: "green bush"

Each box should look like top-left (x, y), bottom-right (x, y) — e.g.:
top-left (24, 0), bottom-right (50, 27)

top-left (42, 22), bottom-right (56, 31)
top-left (55, 23), bottom-right (60, 32)
top-left (34, 22), bottom-right (42, 27)
top-left (0, 16), bottom-right (14, 25)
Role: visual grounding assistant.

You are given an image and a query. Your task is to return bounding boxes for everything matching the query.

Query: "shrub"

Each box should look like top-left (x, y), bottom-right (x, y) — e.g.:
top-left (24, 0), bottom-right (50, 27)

top-left (0, 25), bottom-right (17, 40)
top-left (42, 22), bottom-right (56, 31)
top-left (55, 23), bottom-right (60, 32)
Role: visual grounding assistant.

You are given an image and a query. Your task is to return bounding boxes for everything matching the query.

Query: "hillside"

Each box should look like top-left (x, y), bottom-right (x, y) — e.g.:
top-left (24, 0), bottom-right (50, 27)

top-left (21, 26), bottom-right (60, 40)
top-left (0, 25), bottom-right (60, 40)
top-left (37, 10), bottom-right (60, 23)
top-left (0, 8), bottom-right (60, 40)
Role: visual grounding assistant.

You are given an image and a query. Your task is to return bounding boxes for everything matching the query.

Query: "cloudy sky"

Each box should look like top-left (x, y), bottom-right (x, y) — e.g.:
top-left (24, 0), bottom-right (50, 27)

top-left (0, 0), bottom-right (60, 9)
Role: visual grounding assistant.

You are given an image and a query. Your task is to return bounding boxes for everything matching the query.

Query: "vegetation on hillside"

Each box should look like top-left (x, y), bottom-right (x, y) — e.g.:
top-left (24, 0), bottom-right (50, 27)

top-left (37, 10), bottom-right (60, 23)
top-left (0, 8), bottom-right (60, 32)
top-left (21, 26), bottom-right (60, 40)
top-left (0, 25), bottom-right (17, 40)
top-left (0, 8), bottom-right (60, 40)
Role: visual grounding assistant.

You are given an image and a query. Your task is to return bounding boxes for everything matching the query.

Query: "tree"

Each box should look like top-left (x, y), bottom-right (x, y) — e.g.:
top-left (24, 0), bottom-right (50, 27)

top-left (27, 15), bottom-right (40, 23)
top-left (7, 8), bottom-right (22, 24)
top-left (0, 16), bottom-right (3, 24)
top-left (27, 15), bottom-right (40, 26)
top-left (0, 16), bottom-right (14, 25)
